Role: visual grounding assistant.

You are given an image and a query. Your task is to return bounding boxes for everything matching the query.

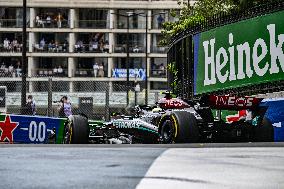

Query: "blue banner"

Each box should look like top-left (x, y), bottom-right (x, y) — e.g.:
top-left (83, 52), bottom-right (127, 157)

top-left (112, 68), bottom-right (146, 80)
top-left (261, 99), bottom-right (284, 141)
top-left (0, 114), bottom-right (63, 144)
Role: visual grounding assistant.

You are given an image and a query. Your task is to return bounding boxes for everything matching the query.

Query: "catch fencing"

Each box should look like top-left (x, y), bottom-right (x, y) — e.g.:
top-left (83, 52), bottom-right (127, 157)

top-left (0, 77), bottom-right (163, 121)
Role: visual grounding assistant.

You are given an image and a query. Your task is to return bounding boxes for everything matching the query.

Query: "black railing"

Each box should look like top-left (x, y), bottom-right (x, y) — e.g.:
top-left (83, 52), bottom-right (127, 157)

top-left (34, 69), bottom-right (68, 77)
top-left (113, 45), bottom-right (145, 53)
top-left (169, 0), bottom-right (284, 48)
top-left (168, 0), bottom-right (284, 99)
top-left (75, 20), bottom-right (108, 29)
top-left (34, 19), bottom-right (69, 28)
top-left (33, 44), bottom-right (68, 53)
top-left (74, 43), bottom-right (109, 53)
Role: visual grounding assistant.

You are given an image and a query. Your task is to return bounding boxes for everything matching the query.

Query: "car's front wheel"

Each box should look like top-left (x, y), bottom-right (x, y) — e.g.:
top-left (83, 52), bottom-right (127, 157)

top-left (158, 111), bottom-right (199, 143)
top-left (63, 115), bottom-right (89, 144)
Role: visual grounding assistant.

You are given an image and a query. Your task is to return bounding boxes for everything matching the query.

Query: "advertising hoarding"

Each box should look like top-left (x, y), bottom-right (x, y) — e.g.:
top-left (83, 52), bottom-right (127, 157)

top-left (193, 10), bottom-right (284, 95)
top-left (112, 68), bottom-right (146, 80)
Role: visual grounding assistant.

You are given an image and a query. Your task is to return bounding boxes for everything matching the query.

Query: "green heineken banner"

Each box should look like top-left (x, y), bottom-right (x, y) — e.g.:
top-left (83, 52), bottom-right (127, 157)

top-left (193, 10), bottom-right (284, 95)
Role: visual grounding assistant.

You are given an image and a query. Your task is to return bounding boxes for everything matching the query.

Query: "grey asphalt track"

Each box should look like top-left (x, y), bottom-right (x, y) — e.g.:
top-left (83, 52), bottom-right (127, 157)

top-left (0, 147), bottom-right (165, 189)
top-left (0, 143), bottom-right (283, 189)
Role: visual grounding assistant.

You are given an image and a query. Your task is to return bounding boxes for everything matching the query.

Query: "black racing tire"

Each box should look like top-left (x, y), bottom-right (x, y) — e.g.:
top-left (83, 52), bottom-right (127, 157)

top-left (64, 115), bottom-right (89, 144)
top-left (253, 117), bottom-right (274, 142)
top-left (159, 111), bottom-right (199, 143)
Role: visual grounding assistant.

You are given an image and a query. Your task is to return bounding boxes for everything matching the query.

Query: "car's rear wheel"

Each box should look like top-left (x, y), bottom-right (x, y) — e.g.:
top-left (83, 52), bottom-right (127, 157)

top-left (63, 115), bottom-right (89, 144)
top-left (159, 111), bottom-right (199, 143)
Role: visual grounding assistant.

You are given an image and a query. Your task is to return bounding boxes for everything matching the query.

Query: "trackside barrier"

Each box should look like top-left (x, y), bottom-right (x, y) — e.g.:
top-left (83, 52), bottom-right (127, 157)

top-left (260, 99), bottom-right (284, 141)
top-left (0, 78), bottom-right (164, 120)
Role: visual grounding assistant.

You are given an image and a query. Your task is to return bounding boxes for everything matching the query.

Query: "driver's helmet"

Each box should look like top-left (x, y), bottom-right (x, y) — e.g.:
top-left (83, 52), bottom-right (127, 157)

top-left (163, 91), bottom-right (172, 99)
top-left (152, 107), bottom-right (162, 113)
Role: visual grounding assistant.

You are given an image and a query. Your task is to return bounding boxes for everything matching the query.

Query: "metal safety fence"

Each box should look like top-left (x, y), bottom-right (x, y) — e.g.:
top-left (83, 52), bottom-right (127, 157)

top-left (0, 77), bottom-right (163, 121)
top-left (167, 0), bottom-right (284, 99)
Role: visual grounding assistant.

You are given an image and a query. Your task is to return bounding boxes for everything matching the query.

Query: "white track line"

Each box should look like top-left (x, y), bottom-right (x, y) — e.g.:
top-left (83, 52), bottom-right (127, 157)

top-left (136, 148), bottom-right (284, 189)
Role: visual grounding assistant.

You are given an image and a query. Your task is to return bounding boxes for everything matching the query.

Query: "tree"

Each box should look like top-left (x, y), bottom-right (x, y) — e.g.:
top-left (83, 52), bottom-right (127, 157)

top-left (163, 0), bottom-right (277, 94)
top-left (160, 0), bottom-right (275, 46)
top-left (160, 0), bottom-right (235, 45)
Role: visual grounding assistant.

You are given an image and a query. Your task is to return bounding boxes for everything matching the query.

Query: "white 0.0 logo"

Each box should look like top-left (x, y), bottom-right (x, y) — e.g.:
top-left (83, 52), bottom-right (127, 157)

top-left (29, 121), bottom-right (46, 142)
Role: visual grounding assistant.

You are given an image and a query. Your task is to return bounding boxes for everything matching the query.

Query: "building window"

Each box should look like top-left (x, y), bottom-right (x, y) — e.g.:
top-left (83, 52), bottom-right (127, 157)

top-left (78, 9), bottom-right (109, 28)
top-left (34, 57), bottom-right (68, 77)
top-left (114, 57), bottom-right (145, 69)
top-left (151, 9), bottom-right (177, 29)
top-left (35, 8), bottom-right (69, 28)
top-left (0, 7), bottom-right (29, 28)
top-left (0, 32), bottom-right (26, 53)
top-left (151, 34), bottom-right (166, 53)
top-left (115, 33), bottom-right (145, 53)
top-left (150, 58), bottom-right (167, 78)
top-left (34, 33), bottom-right (69, 53)
top-left (75, 33), bottom-right (109, 53)
top-left (116, 10), bottom-right (146, 29)
top-left (0, 57), bottom-right (22, 78)
top-left (76, 58), bottom-right (108, 77)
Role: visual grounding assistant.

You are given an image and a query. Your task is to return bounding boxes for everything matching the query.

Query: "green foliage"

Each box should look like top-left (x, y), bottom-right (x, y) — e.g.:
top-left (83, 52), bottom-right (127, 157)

top-left (160, 0), bottom-right (235, 46)
top-left (234, 0), bottom-right (275, 10)
top-left (167, 61), bottom-right (181, 93)
top-left (160, 0), bottom-right (276, 46)
top-left (167, 62), bottom-right (177, 77)
top-left (163, 0), bottom-right (276, 93)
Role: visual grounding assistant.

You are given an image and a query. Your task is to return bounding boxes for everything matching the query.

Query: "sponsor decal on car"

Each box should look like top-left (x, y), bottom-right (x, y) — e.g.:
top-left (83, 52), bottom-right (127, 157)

top-left (208, 95), bottom-right (262, 110)
top-left (113, 120), bottom-right (141, 129)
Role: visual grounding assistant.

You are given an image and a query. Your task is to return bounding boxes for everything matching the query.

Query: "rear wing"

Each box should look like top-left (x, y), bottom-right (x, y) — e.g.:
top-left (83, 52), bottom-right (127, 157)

top-left (203, 95), bottom-right (263, 110)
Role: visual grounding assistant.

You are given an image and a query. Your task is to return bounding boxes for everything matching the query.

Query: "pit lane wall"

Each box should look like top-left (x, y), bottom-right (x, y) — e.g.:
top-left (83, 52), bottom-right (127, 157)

top-left (193, 10), bottom-right (284, 95)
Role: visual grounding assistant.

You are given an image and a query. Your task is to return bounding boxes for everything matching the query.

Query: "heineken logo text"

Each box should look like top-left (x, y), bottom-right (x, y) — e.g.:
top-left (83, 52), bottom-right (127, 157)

top-left (203, 24), bottom-right (284, 86)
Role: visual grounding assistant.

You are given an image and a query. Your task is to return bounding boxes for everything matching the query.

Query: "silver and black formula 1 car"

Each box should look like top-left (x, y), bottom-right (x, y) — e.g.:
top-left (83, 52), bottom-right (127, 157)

top-left (79, 92), bottom-right (275, 144)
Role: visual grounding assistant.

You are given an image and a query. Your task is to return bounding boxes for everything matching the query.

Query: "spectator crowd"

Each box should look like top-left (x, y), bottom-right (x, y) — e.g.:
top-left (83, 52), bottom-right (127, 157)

top-left (75, 62), bottom-right (105, 77)
top-left (75, 39), bottom-right (109, 53)
top-left (37, 65), bottom-right (67, 77)
top-left (75, 34), bottom-right (109, 53)
top-left (35, 13), bottom-right (67, 28)
top-left (151, 63), bottom-right (166, 77)
top-left (92, 62), bottom-right (105, 77)
top-left (34, 38), bottom-right (68, 52)
top-left (0, 38), bottom-right (22, 52)
top-left (0, 60), bottom-right (22, 77)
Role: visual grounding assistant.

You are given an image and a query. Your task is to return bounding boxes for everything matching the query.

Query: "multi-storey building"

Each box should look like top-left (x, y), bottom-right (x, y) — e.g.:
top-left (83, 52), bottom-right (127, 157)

top-left (0, 0), bottom-right (188, 113)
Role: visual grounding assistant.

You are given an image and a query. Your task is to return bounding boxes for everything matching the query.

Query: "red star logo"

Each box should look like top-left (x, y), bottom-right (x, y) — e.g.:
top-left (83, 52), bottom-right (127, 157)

top-left (0, 115), bottom-right (19, 143)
